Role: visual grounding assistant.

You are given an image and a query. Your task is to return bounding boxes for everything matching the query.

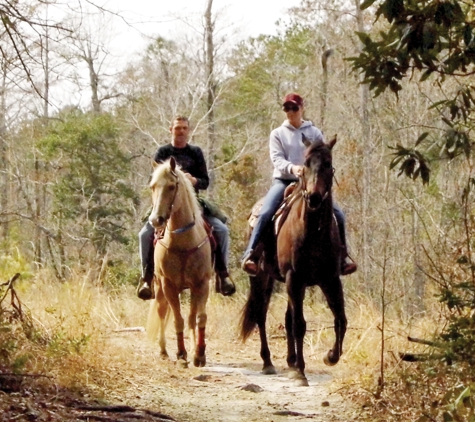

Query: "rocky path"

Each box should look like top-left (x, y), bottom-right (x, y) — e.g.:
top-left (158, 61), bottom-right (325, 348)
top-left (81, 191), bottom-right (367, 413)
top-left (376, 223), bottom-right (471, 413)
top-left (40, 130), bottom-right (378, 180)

top-left (106, 329), bottom-right (359, 422)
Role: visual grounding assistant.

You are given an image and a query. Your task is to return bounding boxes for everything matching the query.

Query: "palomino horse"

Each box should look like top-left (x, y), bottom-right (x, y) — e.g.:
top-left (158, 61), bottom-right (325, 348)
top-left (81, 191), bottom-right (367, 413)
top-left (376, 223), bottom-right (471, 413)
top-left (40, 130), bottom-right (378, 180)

top-left (240, 136), bottom-right (347, 386)
top-left (146, 157), bottom-right (213, 368)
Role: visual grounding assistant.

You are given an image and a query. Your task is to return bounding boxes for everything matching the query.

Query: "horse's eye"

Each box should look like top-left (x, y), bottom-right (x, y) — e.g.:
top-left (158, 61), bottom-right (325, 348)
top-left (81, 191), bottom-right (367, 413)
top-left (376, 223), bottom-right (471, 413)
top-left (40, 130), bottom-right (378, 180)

top-left (168, 185), bottom-right (176, 191)
top-left (323, 161), bottom-right (332, 169)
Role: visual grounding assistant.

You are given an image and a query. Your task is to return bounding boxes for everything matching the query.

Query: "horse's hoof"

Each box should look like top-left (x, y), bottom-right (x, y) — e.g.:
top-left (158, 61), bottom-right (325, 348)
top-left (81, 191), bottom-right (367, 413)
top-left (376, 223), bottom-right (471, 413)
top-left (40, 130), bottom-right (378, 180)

top-left (323, 350), bottom-right (339, 366)
top-left (287, 369), bottom-right (299, 379)
top-left (194, 355), bottom-right (206, 367)
top-left (159, 351), bottom-right (169, 360)
top-left (288, 369), bottom-right (308, 386)
top-left (262, 365), bottom-right (277, 375)
top-left (294, 377), bottom-right (309, 387)
top-left (178, 359), bottom-right (189, 369)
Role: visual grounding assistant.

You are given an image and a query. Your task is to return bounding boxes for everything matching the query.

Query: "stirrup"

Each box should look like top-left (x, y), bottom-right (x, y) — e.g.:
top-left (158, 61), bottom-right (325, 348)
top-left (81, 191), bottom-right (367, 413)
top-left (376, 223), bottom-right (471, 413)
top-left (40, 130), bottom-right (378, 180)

top-left (218, 274), bottom-right (236, 296)
top-left (137, 279), bottom-right (154, 300)
top-left (241, 258), bottom-right (258, 276)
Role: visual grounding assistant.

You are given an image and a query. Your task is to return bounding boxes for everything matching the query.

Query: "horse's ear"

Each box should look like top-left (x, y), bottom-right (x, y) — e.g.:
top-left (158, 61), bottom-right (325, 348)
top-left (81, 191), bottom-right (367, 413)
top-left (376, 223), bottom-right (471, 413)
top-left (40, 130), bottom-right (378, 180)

top-left (327, 134), bottom-right (337, 150)
top-left (152, 160), bottom-right (159, 169)
top-left (170, 156), bottom-right (177, 172)
top-left (301, 133), bottom-right (312, 148)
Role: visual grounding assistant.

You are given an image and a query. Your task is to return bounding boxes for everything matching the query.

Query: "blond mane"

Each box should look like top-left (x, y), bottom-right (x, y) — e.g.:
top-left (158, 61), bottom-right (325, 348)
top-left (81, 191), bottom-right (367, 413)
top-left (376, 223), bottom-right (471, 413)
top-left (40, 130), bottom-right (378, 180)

top-left (150, 159), bottom-right (204, 224)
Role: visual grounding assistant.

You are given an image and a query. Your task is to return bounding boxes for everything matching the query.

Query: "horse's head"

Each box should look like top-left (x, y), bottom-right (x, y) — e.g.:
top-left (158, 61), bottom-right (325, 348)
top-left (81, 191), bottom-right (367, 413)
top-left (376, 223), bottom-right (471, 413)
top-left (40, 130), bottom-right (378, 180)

top-left (148, 157), bottom-right (180, 230)
top-left (300, 134), bottom-right (336, 210)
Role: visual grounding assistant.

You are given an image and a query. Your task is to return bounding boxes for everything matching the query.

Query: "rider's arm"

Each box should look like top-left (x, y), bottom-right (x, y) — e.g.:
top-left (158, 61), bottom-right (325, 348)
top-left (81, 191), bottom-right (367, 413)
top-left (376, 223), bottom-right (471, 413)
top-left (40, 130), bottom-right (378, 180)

top-left (191, 147), bottom-right (209, 191)
top-left (269, 129), bottom-right (295, 178)
top-left (153, 145), bottom-right (170, 163)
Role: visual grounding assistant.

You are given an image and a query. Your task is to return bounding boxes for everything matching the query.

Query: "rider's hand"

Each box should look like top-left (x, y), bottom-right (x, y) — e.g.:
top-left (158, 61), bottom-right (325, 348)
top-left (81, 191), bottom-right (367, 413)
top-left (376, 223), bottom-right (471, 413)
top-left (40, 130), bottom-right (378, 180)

top-left (184, 173), bottom-right (197, 186)
top-left (291, 165), bottom-right (303, 177)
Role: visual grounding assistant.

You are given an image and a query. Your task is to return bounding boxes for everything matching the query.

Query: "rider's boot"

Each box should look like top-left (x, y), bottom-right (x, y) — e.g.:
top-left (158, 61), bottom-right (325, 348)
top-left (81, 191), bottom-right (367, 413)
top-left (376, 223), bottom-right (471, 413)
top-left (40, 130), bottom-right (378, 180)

top-left (137, 264), bottom-right (155, 300)
top-left (341, 246), bottom-right (357, 276)
top-left (241, 249), bottom-right (258, 276)
top-left (216, 271), bottom-right (236, 296)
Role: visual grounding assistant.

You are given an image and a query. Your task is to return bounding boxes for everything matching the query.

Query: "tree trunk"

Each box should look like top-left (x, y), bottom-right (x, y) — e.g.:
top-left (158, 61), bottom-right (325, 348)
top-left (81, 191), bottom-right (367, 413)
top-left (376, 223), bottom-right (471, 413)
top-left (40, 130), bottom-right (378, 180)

top-left (355, 0), bottom-right (371, 290)
top-left (319, 49), bottom-right (333, 129)
top-left (204, 0), bottom-right (216, 197)
top-left (0, 61), bottom-right (8, 239)
top-left (412, 196), bottom-right (424, 312)
top-left (87, 49), bottom-right (101, 114)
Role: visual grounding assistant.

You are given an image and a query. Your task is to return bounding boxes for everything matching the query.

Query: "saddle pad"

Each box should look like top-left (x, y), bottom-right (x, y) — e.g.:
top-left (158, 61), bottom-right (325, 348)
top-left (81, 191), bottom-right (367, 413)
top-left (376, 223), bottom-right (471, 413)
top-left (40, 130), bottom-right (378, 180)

top-left (248, 197), bottom-right (265, 229)
top-left (248, 183), bottom-right (299, 235)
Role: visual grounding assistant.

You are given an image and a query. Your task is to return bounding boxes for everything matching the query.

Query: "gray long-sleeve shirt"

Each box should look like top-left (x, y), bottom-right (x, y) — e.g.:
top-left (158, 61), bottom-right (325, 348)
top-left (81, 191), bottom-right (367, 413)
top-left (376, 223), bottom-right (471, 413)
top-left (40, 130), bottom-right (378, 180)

top-left (270, 120), bottom-right (324, 180)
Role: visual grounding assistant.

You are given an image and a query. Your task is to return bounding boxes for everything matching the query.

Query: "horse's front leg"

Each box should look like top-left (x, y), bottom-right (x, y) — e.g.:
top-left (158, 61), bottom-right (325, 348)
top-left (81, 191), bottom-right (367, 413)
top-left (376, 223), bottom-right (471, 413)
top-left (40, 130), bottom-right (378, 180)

top-left (189, 281), bottom-right (209, 367)
top-left (285, 270), bottom-right (308, 386)
top-left (163, 281), bottom-right (188, 368)
top-left (320, 277), bottom-right (347, 366)
top-left (156, 281), bottom-right (170, 359)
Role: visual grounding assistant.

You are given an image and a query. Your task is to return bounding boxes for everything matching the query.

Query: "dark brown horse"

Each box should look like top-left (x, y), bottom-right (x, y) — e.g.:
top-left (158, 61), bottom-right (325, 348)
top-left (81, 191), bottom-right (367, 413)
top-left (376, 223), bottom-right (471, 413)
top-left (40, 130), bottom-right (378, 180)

top-left (240, 136), bottom-right (347, 386)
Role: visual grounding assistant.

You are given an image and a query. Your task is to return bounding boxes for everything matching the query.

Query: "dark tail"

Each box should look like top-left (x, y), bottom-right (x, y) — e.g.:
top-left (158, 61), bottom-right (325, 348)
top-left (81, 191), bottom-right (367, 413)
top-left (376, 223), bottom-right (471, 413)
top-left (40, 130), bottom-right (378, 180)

top-left (239, 271), bottom-right (273, 342)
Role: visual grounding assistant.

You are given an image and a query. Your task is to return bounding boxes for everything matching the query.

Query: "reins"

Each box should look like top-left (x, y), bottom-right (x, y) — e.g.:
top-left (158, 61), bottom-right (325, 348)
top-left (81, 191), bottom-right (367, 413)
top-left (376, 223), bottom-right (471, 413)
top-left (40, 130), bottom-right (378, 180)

top-left (158, 170), bottom-right (197, 235)
top-left (154, 168), bottom-right (210, 285)
top-left (299, 170), bottom-right (332, 212)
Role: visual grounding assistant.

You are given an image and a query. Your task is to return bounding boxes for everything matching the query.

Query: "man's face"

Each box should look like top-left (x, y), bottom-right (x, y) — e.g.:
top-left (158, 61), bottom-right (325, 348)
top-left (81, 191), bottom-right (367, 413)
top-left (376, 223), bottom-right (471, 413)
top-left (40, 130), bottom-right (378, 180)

top-left (170, 119), bottom-right (190, 146)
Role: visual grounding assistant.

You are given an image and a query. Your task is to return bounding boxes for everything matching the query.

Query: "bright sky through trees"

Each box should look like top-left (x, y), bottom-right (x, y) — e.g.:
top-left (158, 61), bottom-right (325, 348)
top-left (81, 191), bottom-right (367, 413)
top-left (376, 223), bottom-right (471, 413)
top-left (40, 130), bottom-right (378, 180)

top-left (99, 0), bottom-right (301, 56)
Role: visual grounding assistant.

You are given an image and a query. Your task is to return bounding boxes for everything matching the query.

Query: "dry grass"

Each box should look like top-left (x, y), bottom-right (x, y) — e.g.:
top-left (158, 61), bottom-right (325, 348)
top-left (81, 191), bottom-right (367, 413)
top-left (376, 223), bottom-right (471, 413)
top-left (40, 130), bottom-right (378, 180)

top-left (1, 270), bottom-right (445, 420)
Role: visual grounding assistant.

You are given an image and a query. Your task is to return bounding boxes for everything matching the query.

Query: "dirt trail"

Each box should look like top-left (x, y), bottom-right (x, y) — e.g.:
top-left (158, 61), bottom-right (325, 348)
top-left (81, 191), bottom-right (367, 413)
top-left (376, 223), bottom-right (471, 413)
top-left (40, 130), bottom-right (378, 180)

top-left (108, 329), bottom-right (359, 422)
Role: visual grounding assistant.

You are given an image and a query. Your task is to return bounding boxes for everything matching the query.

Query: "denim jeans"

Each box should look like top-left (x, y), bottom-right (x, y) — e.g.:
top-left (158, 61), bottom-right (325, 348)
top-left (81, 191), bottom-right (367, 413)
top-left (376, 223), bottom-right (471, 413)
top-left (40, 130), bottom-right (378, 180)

top-left (139, 215), bottom-right (230, 279)
top-left (243, 178), bottom-right (348, 259)
top-left (243, 179), bottom-right (291, 258)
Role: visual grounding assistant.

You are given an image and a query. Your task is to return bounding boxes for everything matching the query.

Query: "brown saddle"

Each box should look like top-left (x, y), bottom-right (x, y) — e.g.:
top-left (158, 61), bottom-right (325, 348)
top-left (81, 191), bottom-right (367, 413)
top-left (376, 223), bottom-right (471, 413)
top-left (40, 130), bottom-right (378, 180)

top-left (248, 182), bottom-right (299, 236)
top-left (153, 215), bottom-right (218, 253)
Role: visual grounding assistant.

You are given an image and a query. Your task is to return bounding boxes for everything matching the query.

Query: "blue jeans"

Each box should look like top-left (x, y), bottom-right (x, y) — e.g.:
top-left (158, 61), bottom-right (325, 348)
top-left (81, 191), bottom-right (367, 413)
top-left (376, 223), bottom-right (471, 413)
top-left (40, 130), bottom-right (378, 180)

top-left (205, 215), bottom-right (230, 273)
top-left (243, 179), bottom-right (347, 259)
top-left (243, 179), bottom-right (291, 258)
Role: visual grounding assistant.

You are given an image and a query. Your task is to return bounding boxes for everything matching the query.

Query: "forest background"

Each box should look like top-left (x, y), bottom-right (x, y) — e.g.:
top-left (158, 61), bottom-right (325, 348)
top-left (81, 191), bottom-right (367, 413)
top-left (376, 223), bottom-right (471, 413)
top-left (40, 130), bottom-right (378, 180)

top-left (1, 0), bottom-right (475, 421)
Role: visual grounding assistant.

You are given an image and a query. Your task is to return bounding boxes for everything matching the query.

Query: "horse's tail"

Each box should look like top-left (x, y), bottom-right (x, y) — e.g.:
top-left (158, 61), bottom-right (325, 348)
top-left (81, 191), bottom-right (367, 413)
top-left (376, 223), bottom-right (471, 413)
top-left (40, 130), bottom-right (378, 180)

top-left (146, 298), bottom-right (170, 341)
top-left (146, 298), bottom-right (159, 341)
top-left (239, 271), bottom-right (272, 342)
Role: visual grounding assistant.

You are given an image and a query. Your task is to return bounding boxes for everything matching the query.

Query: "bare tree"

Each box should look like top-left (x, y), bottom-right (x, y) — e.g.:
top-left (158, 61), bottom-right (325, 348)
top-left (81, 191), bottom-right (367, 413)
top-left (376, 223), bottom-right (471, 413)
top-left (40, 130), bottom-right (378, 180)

top-left (204, 0), bottom-right (217, 196)
top-left (354, 0), bottom-right (371, 288)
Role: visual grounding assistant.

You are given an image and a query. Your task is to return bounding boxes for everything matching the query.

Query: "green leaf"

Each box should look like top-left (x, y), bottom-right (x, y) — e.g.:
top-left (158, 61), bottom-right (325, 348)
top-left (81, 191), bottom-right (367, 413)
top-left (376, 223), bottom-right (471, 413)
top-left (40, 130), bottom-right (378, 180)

top-left (360, 0), bottom-right (378, 10)
top-left (453, 385), bottom-right (472, 410)
top-left (464, 24), bottom-right (473, 47)
top-left (442, 117), bottom-right (454, 127)
top-left (419, 69), bottom-right (433, 82)
top-left (442, 411), bottom-right (454, 421)
top-left (419, 160), bottom-right (431, 184)
top-left (415, 132), bottom-right (429, 146)
top-left (429, 100), bottom-right (449, 110)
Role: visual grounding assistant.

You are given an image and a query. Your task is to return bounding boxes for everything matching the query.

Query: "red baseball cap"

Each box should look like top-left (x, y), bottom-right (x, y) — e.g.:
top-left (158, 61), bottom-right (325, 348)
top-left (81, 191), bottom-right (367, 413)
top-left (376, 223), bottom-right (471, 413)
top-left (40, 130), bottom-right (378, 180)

top-left (282, 93), bottom-right (304, 107)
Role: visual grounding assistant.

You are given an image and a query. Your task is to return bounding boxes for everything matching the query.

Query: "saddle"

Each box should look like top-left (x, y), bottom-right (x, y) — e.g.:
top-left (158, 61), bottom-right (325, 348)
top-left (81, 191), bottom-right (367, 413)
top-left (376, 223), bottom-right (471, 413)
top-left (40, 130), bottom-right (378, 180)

top-left (246, 183), bottom-right (300, 283)
top-left (153, 217), bottom-right (217, 253)
top-left (248, 182), bottom-right (299, 236)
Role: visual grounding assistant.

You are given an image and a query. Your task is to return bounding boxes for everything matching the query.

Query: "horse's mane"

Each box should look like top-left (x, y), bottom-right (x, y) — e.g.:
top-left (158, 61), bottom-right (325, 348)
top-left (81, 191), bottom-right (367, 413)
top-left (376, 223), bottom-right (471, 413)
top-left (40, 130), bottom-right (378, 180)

top-left (151, 160), bottom-right (204, 224)
top-left (304, 139), bottom-right (327, 159)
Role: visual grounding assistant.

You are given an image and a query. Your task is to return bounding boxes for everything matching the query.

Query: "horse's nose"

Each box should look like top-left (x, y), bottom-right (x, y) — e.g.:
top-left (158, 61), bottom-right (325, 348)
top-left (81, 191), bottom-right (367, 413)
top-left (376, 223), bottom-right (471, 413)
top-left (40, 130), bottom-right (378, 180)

top-left (149, 214), bottom-right (167, 229)
top-left (308, 193), bottom-right (322, 209)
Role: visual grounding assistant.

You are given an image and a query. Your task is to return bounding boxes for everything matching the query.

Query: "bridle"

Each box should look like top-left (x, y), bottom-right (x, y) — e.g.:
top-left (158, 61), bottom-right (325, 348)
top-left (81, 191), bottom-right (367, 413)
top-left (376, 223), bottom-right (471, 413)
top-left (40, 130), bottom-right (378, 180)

top-left (153, 169), bottom-right (210, 285)
top-left (300, 166), bottom-right (334, 212)
top-left (153, 170), bottom-right (196, 235)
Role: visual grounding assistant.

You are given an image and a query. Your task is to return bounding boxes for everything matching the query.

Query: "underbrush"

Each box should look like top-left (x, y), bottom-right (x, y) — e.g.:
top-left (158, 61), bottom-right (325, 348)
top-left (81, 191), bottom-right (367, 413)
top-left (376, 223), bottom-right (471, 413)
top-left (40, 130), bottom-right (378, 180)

top-left (0, 269), bottom-right (147, 394)
top-left (3, 267), bottom-right (472, 421)
top-left (354, 360), bottom-right (475, 421)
